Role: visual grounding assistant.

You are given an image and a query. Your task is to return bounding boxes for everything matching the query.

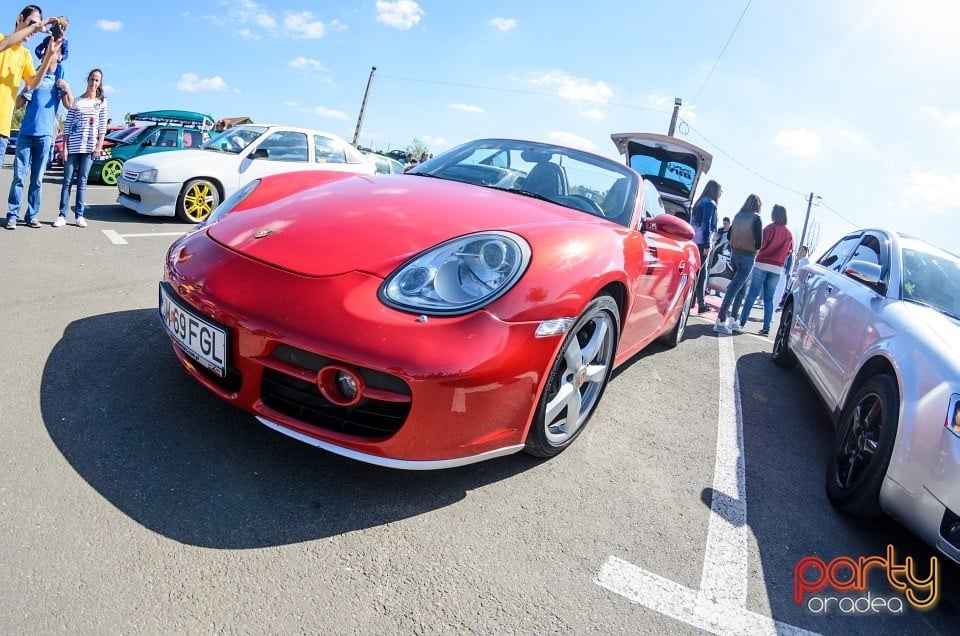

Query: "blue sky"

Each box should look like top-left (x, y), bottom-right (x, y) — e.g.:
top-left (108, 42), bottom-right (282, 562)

top-left (27, 0), bottom-right (959, 253)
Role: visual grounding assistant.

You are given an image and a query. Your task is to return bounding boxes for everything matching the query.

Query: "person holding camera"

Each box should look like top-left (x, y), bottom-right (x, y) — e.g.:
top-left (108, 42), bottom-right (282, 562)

top-left (5, 46), bottom-right (71, 229)
top-left (0, 6), bottom-right (63, 162)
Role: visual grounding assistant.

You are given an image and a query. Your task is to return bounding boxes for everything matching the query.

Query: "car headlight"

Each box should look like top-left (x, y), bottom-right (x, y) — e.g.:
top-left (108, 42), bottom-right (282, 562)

top-left (947, 394), bottom-right (960, 437)
top-left (380, 231), bottom-right (531, 315)
top-left (137, 169), bottom-right (158, 183)
top-left (199, 179), bottom-right (261, 228)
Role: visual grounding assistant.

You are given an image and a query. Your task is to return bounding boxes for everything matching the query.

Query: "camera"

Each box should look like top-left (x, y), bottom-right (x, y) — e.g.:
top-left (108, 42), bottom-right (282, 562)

top-left (50, 17), bottom-right (66, 39)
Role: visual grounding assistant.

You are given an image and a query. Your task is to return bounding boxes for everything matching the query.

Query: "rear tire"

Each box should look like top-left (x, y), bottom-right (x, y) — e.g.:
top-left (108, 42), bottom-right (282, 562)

top-left (524, 295), bottom-right (619, 458)
top-left (177, 178), bottom-right (221, 224)
top-left (771, 302), bottom-right (798, 368)
top-left (660, 283), bottom-right (693, 348)
top-left (100, 158), bottom-right (123, 186)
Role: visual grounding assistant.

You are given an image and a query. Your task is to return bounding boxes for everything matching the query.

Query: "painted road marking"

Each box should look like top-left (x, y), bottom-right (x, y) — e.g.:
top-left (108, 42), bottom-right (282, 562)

top-left (102, 230), bottom-right (186, 245)
top-left (596, 336), bottom-right (819, 635)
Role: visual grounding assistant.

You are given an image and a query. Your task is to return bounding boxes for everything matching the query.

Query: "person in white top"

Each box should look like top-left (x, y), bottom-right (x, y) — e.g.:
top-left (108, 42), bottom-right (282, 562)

top-left (55, 68), bottom-right (106, 227)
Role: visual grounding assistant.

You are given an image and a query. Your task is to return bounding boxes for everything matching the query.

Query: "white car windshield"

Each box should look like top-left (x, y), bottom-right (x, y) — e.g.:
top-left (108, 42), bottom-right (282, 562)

top-left (202, 126), bottom-right (268, 155)
top-left (901, 247), bottom-right (960, 319)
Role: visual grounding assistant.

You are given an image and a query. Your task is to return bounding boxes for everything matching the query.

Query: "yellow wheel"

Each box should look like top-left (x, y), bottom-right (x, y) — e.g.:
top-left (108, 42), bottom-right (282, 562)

top-left (177, 178), bottom-right (220, 223)
top-left (101, 159), bottom-right (123, 185)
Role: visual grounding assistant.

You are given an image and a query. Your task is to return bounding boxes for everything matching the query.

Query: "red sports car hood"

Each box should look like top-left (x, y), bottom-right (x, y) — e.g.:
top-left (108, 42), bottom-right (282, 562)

top-left (206, 173), bottom-right (601, 277)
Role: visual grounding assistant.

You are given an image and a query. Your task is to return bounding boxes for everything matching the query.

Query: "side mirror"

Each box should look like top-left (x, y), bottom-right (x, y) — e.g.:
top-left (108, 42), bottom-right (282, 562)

top-left (642, 213), bottom-right (695, 242)
top-left (844, 259), bottom-right (887, 295)
top-left (249, 148), bottom-right (269, 159)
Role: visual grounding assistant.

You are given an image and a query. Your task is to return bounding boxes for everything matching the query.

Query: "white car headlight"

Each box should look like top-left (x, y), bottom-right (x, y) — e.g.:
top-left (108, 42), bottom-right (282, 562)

top-left (380, 231), bottom-right (531, 315)
top-left (137, 169), bottom-right (159, 183)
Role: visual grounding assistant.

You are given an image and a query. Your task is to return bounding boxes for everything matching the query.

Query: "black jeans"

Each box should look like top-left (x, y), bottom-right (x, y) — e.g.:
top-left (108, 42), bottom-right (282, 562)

top-left (695, 244), bottom-right (710, 309)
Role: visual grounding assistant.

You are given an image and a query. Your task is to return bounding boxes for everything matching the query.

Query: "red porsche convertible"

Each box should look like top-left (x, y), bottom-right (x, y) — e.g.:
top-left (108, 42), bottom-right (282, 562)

top-left (160, 138), bottom-right (700, 469)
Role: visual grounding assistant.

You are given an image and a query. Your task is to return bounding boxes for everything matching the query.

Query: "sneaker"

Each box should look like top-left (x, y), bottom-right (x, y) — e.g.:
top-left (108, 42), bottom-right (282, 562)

top-left (697, 305), bottom-right (712, 314)
top-left (713, 319), bottom-right (733, 335)
top-left (28, 218), bottom-right (41, 228)
top-left (731, 322), bottom-right (744, 334)
top-left (758, 328), bottom-right (770, 337)
top-left (76, 217), bottom-right (87, 228)
top-left (52, 216), bottom-right (66, 228)
top-left (5, 218), bottom-right (15, 230)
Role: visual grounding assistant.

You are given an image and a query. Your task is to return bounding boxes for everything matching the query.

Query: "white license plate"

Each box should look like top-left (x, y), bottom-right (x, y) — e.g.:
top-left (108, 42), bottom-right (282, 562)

top-left (159, 284), bottom-right (227, 377)
top-left (118, 182), bottom-right (130, 195)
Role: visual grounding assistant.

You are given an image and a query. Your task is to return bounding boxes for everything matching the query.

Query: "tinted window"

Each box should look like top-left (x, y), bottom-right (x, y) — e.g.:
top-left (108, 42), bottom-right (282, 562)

top-left (259, 131), bottom-right (308, 162)
top-left (818, 234), bottom-right (861, 272)
top-left (849, 235), bottom-right (882, 269)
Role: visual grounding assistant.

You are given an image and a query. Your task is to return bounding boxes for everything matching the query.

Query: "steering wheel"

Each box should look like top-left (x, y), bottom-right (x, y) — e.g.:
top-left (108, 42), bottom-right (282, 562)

top-left (564, 194), bottom-right (605, 216)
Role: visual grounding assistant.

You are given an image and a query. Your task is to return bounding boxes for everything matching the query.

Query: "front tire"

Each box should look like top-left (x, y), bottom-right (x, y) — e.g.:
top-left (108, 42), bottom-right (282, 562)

top-left (825, 374), bottom-right (899, 517)
top-left (524, 295), bottom-right (619, 458)
top-left (177, 178), bottom-right (221, 224)
top-left (100, 158), bottom-right (123, 186)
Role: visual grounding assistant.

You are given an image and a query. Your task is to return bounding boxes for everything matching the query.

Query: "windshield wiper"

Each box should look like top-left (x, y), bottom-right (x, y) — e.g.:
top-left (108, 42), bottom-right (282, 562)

top-left (504, 188), bottom-right (554, 204)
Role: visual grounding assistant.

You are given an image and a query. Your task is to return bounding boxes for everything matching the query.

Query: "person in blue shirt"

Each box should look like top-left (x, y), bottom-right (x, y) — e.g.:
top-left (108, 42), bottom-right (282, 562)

top-left (690, 179), bottom-right (722, 313)
top-left (5, 48), bottom-right (72, 229)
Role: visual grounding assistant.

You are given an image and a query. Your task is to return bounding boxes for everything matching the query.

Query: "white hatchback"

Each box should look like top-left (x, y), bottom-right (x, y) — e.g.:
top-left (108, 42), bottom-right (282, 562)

top-left (117, 124), bottom-right (376, 223)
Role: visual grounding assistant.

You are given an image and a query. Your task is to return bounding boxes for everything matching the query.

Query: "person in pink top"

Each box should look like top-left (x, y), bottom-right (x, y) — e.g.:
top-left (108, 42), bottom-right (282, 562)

top-left (736, 204), bottom-right (793, 335)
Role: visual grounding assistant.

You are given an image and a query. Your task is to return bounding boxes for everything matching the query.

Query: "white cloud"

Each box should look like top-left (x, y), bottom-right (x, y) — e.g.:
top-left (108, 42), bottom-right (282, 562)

top-left (921, 106), bottom-right (960, 131)
top-left (547, 131), bottom-right (596, 151)
top-left (376, 0), bottom-right (423, 30)
top-left (489, 17), bottom-right (517, 32)
top-left (95, 20), bottom-right (122, 31)
top-left (422, 135), bottom-right (448, 149)
top-left (237, 28), bottom-right (259, 40)
top-left (328, 19), bottom-right (348, 32)
top-left (284, 11), bottom-right (326, 38)
top-left (449, 103), bottom-right (484, 113)
top-left (581, 108), bottom-right (604, 120)
top-left (177, 73), bottom-right (229, 92)
top-left (313, 106), bottom-right (349, 120)
top-left (531, 71), bottom-right (612, 103)
top-left (289, 57), bottom-right (326, 72)
top-left (285, 101), bottom-right (299, 107)
top-left (774, 128), bottom-right (822, 157)
top-left (102, 84), bottom-right (116, 95)
top-left (898, 167), bottom-right (960, 215)
top-left (221, 0), bottom-right (276, 29)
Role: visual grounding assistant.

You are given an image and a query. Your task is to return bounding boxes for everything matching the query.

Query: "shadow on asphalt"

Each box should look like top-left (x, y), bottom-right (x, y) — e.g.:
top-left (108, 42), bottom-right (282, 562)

top-left (41, 309), bottom-right (539, 549)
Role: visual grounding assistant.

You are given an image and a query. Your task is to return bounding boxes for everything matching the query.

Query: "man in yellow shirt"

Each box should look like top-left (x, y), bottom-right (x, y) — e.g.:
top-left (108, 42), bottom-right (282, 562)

top-left (0, 6), bottom-right (62, 158)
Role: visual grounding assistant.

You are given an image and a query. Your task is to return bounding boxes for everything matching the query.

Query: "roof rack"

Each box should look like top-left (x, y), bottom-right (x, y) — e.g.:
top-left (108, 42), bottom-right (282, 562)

top-left (132, 110), bottom-right (215, 129)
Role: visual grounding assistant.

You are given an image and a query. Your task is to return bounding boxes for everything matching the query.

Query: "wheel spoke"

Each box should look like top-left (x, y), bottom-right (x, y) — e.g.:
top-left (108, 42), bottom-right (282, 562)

top-left (563, 335), bottom-right (583, 371)
top-left (579, 318), bottom-right (608, 365)
top-left (582, 362), bottom-right (607, 385)
top-left (544, 381), bottom-right (576, 426)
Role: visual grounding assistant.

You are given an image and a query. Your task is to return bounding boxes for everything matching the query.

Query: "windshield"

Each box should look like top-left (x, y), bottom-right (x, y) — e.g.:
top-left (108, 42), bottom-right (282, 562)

top-left (901, 246), bottom-right (960, 319)
top-left (201, 126), bottom-right (269, 154)
top-left (409, 139), bottom-right (639, 226)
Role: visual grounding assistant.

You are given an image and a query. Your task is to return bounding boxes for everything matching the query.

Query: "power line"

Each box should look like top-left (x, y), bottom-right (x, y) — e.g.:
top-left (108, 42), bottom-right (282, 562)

top-left (692, 0), bottom-right (752, 104)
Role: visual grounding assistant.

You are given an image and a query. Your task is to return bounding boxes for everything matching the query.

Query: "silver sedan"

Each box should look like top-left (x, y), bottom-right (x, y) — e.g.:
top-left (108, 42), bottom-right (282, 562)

top-left (773, 228), bottom-right (960, 562)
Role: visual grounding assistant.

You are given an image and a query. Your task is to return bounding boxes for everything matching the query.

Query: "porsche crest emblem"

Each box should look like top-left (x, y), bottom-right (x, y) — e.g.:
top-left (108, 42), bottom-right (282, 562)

top-left (253, 228), bottom-right (276, 239)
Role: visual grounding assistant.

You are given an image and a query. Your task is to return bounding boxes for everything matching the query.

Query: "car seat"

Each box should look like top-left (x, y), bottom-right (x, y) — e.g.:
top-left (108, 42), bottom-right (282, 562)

top-left (523, 162), bottom-right (567, 199)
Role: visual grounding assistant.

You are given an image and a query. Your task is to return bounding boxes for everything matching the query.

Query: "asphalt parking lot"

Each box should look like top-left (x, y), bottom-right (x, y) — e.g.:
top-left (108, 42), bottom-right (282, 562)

top-left (0, 162), bottom-right (956, 635)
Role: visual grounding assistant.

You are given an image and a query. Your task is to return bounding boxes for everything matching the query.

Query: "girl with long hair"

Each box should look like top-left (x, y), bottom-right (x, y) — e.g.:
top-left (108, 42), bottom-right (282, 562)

top-left (56, 68), bottom-right (106, 227)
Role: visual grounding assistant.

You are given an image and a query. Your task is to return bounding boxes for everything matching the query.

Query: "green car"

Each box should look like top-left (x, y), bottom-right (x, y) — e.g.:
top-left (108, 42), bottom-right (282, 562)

top-left (90, 110), bottom-right (214, 185)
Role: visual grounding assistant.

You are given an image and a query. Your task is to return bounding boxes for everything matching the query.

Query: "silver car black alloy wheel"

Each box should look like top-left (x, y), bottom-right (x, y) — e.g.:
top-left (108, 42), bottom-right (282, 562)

top-left (543, 304), bottom-right (617, 446)
top-left (834, 391), bottom-right (884, 491)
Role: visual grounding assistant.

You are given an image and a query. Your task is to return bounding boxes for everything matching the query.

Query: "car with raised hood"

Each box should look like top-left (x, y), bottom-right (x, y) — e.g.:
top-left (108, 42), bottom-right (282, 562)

top-left (159, 137), bottom-right (700, 469)
top-left (773, 228), bottom-right (960, 562)
top-left (90, 110), bottom-right (214, 185)
top-left (610, 132), bottom-right (713, 222)
top-left (119, 124), bottom-right (376, 223)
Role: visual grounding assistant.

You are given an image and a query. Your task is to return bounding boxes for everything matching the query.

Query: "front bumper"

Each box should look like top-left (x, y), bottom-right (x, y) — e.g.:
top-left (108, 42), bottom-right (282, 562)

top-left (162, 230), bottom-right (563, 467)
top-left (117, 177), bottom-right (179, 217)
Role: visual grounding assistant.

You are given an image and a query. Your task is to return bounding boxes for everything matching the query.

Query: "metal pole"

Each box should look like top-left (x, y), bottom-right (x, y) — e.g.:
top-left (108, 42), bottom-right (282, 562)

top-left (798, 192), bottom-right (817, 252)
top-left (352, 66), bottom-right (376, 147)
top-left (668, 97), bottom-right (682, 136)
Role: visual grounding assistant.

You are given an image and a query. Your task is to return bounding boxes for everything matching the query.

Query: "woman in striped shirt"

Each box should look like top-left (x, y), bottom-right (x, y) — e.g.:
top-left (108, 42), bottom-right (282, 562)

top-left (56, 68), bottom-right (106, 227)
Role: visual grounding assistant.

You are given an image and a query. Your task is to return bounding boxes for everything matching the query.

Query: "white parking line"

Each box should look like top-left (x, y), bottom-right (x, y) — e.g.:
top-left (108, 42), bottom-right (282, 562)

top-left (595, 337), bottom-right (819, 635)
top-left (102, 229), bottom-right (186, 245)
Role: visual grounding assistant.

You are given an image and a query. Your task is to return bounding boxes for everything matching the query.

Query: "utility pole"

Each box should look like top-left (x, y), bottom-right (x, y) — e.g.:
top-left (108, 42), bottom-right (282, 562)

top-left (352, 66), bottom-right (376, 148)
top-left (798, 192), bottom-right (821, 252)
top-left (667, 97), bottom-right (682, 136)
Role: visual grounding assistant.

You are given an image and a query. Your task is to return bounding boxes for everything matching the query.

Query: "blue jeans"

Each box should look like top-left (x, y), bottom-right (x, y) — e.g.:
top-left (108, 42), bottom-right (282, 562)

top-left (59, 153), bottom-right (94, 219)
top-left (6, 134), bottom-right (52, 223)
top-left (717, 253), bottom-right (756, 322)
top-left (739, 268), bottom-right (781, 331)
top-left (0, 134), bottom-right (9, 158)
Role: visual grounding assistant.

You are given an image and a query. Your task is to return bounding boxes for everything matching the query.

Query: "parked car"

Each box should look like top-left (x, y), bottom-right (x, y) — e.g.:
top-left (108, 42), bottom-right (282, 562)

top-left (773, 228), bottom-right (960, 562)
top-left (158, 137), bottom-right (699, 469)
top-left (610, 132), bottom-right (713, 222)
top-left (384, 148), bottom-right (409, 164)
top-left (90, 110), bottom-right (214, 186)
top-left (119, 124), bottom-right (376, 223)
top-left (364, 152), bottom-right (405, 174)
